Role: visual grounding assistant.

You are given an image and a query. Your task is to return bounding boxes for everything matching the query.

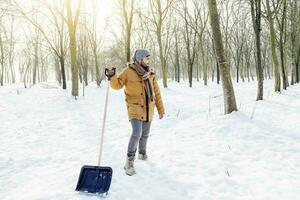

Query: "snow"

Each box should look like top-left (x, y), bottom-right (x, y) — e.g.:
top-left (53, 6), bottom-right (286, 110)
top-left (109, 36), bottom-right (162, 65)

top-left (0, 80), bottom-right (300, 200)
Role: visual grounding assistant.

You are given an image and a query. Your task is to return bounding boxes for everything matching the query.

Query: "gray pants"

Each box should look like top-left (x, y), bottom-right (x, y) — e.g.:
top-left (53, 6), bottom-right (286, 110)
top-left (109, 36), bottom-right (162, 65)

top-left (127, 119), bottom-right (151, 157)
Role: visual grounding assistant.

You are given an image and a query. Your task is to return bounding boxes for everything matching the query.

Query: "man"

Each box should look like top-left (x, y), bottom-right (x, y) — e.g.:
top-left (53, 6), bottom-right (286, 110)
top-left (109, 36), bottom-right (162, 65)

top-left (105, 49), bottom-right (165, 176)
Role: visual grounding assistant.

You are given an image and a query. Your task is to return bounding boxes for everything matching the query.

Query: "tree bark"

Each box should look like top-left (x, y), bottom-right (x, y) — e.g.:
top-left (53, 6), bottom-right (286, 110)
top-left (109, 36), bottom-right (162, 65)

top-left (266, 0), bottom-right (281, 92)
top-left (65, 0), bottom-right (82, 97)
top-left (250, 0), bottom-right (264, 100)
top-left (208, 0), bottom-right (237, 114)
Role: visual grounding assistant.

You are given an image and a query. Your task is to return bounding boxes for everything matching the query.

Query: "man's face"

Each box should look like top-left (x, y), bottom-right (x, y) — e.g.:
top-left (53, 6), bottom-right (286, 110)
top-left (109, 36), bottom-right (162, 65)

top-left (140, 56), bottom-right (151, 67)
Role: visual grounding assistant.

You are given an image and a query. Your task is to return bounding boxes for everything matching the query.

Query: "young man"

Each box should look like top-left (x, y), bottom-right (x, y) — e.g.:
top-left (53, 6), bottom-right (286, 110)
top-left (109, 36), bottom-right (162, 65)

top-left (105, 49), bottom-right (165, 176)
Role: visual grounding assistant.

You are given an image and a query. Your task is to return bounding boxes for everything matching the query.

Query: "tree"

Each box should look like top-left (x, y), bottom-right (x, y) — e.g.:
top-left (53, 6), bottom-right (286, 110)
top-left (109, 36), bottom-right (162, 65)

top-left (266, 0), bottom-right (281, 92)
top-left (88, 0), bottom-right (103, 86)
top-left (11, 0), bottom-right (68, 89)
top-left (120, 0), bottom-right (134, 63)
top-left (250, 0), bottom-right (264, 100)
top-left (0, 20), bottom-right (5, 86)
top-left (230, 14), bottom-right (246, 84)
top-left (208, 0), bottom-right (238, 114)
top-left (172, 19), bottom-right (182, 82)
top-left (149, 0), bottom-right (174, 88)
top-left (77, 5), bottom-right (89, 87)
top-left (179, 0), bottom-right (198, 87)
top-left (193, 0), bottom-right (209, 86)
top-left (276, 0), bottom-right (289, 90)
top-left (290, 0), bottom-right (300, 84)
top-left (65, 0), bottom-right (82, 97)
top-left (46, 1), bottom-right (68, 89)
top-left (6, 15), bottom-right (16, 84)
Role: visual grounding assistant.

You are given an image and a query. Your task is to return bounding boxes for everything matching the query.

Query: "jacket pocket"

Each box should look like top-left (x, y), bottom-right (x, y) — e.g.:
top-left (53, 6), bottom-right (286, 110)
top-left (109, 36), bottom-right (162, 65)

top-left (125, 98), bottom-right (143, 105)
top-left (126, 98), bottom-right (144, 118)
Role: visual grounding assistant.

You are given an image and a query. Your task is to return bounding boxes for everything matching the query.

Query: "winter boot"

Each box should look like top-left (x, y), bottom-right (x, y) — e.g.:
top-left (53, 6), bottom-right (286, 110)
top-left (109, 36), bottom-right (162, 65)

top-left (138, 153), bottom-right (148, 161)
top-left (124, 156), bottom-right (136, 176)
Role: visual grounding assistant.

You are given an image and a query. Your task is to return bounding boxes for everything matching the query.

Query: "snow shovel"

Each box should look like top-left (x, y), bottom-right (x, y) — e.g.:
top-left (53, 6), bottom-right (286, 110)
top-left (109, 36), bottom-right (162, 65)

top-left (75, 68), bottom-right (116, 195)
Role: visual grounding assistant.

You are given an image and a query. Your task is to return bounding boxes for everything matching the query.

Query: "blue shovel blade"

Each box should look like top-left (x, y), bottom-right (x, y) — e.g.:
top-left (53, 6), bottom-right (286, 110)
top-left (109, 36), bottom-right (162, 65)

top-left (75, 165), bottom-right (113, 194)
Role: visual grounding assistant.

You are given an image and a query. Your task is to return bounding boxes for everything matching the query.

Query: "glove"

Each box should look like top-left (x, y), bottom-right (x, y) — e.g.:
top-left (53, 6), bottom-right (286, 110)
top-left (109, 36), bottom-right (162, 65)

top-left (105, 67), bottom-right (116, 80)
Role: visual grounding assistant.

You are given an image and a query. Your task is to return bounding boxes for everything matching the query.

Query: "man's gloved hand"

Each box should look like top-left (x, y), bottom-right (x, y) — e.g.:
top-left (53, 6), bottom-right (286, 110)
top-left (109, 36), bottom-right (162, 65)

top-left (105, 66), bottom-right (116, 80)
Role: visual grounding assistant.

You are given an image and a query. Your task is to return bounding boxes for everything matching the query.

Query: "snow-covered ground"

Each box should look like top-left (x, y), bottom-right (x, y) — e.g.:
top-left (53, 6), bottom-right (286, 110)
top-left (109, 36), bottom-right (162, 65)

top-left (0, 79), bottom-right (299, 200)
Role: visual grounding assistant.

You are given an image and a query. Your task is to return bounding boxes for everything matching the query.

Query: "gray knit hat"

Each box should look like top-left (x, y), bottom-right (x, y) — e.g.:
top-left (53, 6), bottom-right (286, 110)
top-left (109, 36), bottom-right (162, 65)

top-left (132, 49), bottom-right (151, 62)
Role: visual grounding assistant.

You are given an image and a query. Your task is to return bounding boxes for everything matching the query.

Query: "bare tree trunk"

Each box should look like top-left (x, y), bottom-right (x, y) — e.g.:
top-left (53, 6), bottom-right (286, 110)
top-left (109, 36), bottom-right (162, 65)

top-left (174, 28), bottom-right (180, 82)
top-left (89, 0), bottom-right (102, 86)
top-left (296, 46), bottom-right (300, 83)
top-left (59, 16), bottom-right (67, 90)
top-left (250, 0), bottom-right (264, 100)
top-left (0, 30), bottom-right (4, 86)
top-left (65, 0), bottom-right (82, 97)
top-left (121, 0), bottom-right (134, 62)
top-left (32, 38), bottom-right (38, 85)
top-left (201, 41), bottom-right (207, 85)
top-left (55, 57), bottom-right (61, 84)
top-left (60, 56), bottom-right (67, 89)
top-left (149, 0), bottom-right (173, 88)
top-left (157, 22), bottom-right (168, 88)
top-left (277, 0), bottom-right (288, 90)
top-left (182, 0), bottom-right (198, 88)
top-left (208, 0), bottom-right (237, 114)
top-left (8, 16), bottom-right (15, 83)
top-left (266, 0), bottom-right (281, 92)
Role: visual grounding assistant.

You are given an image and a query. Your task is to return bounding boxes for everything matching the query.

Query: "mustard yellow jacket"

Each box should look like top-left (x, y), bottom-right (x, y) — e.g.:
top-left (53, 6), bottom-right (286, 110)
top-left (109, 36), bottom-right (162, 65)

top-left (110, 64), bottom-right (165, 121)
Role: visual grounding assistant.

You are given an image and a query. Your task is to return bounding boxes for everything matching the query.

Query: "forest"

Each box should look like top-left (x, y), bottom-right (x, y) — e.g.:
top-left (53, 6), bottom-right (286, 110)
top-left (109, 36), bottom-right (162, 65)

top-left (0, 0), bottom-right (299, 110)
top-left (1, 1), bottom-right (300, 199)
